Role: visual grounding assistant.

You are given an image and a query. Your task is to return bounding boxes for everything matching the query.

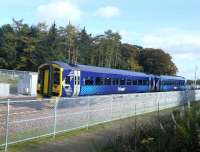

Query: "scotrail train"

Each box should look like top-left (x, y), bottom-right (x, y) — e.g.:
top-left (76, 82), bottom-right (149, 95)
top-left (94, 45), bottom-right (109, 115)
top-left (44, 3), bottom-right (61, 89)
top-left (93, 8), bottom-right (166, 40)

top-left (37, 61), bottom-right (186, 98)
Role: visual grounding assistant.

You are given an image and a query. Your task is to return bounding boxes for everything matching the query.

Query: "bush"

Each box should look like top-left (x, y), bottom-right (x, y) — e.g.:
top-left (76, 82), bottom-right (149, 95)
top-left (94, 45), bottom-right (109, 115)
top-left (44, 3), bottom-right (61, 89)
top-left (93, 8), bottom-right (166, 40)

top-left (100, 102), bottom-right (200, 152)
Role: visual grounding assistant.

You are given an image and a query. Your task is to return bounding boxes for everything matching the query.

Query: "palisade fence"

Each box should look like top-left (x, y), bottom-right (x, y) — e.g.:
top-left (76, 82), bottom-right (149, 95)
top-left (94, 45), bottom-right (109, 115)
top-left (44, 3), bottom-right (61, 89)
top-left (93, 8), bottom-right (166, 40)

top-left (0, 69), bottom-right (27, 95)
top-left (0, 90), bottom-right (200, 151)
top-left (0, 69), bottom-right (38, 96)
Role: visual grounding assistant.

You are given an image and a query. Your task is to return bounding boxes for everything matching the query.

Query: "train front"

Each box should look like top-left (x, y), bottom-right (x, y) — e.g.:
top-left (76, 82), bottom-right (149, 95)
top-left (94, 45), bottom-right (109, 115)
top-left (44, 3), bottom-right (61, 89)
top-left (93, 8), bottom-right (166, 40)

top-left (37, 63), bottom-right (63, 98)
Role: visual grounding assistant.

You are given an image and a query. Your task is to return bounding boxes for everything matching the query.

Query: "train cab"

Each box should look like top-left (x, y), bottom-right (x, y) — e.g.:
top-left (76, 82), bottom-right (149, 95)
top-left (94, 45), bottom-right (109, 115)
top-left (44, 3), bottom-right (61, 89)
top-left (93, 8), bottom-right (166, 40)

top-left (37, 62), bottom-right (81, 98)
top-left (37, 63), bottom-right (63, 97)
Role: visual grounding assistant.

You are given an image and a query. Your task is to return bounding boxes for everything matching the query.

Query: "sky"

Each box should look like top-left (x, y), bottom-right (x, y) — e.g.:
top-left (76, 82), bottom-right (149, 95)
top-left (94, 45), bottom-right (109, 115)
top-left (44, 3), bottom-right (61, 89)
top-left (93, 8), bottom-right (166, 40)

top-left (0, 0), bottom-right (200, 79)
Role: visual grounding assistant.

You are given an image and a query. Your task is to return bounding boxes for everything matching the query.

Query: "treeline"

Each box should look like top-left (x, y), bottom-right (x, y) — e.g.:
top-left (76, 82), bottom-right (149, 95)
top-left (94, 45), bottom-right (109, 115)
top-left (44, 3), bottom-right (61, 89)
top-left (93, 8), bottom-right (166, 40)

top-left (0, 19), bottom-right (177, 75)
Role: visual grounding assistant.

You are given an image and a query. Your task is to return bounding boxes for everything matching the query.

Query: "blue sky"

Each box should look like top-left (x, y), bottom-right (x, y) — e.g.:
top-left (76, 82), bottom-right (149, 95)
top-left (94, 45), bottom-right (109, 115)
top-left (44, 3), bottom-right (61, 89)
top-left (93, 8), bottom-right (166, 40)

top-left (1, 0), bottom-right (200, 79)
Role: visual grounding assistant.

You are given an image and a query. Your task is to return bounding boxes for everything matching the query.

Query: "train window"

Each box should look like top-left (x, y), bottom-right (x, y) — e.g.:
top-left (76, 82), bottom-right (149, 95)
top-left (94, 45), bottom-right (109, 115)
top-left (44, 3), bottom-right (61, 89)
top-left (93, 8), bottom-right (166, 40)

top-left (143, 80), bottom-right (149, 85)
top-left (53, 70), bottom-right (60, 84)
top-left (120, 79), bottom-right (126, 85)
top-left (112, 78), bottom-right (119, 85)
top-left (78, 76), bottom-right (80, 85)
top-left (75, 76), bottom-right (77, 85)
top-left (85, 77), bottom-right (93, 85)
top-left (138, 80), bottom-right (143, 85)
top-left (105, 78), bottom-right (112, 85)
top-left (127, 79), bottom-right (132, 85)
top-left (132, 80), bottom-right (137, 85)
top-left (65, 76), bottom-right (70, 84)
top-left (96, 77), bottom-right (104, 85)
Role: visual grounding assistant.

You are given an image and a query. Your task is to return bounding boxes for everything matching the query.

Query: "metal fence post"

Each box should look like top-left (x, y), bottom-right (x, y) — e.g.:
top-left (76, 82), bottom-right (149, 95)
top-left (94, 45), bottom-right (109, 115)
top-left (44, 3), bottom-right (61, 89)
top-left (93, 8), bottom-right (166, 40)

top-left (53, 98), bottom-right (58, 138)
top-left (5, 99), bottom-right (10, 152)
top-left (186, 89), bottom-right (191, 110)
top-left (157, 94), bottom-right (161, 152)
top-left (110, 96), bottom-right (113, 121)
top-left (134, 103), bottom-right (137, 152)
top-left (120, 96), bottom-right (122, 119)
top-left (86, 97), bottom-right (90, 130)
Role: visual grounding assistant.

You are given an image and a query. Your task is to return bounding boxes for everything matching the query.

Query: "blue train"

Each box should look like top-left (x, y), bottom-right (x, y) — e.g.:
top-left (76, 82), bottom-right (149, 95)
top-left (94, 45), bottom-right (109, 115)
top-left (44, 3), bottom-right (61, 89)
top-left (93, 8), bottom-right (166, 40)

top-left (37, 61), bottom-right (186, 97)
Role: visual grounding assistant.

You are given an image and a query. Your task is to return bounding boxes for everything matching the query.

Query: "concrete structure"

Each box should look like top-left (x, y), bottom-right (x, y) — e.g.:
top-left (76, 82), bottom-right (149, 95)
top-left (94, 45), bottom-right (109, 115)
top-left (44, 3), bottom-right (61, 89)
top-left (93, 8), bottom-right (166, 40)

top-left (0, 83), bottom-right (10, 97)
top-left (0, 69), bottom-right (38, 96)
top-left (17, 72), bottom-right (38, 96)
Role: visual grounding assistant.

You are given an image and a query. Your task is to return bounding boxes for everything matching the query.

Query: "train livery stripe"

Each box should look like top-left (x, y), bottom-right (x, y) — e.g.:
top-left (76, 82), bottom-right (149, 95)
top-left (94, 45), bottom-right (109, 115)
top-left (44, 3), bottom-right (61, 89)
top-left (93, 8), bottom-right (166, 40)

top-left (43, 70), bottom-right (49, 94)
top-left (59, 68), bottom-right (63, 96)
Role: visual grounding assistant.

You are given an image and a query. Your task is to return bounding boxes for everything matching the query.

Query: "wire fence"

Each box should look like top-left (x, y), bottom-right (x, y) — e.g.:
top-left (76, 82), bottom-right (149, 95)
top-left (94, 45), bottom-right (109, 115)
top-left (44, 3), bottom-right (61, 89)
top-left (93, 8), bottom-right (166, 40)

top-left (0, 90), bottom-right (200, 151)
top-left (0, 69), bottom-right (31, 79)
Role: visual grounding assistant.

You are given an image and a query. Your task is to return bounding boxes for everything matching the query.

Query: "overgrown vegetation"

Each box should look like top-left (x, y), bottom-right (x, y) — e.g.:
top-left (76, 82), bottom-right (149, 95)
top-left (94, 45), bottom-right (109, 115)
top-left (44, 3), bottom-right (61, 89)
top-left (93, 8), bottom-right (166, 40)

top-left (0, 19), bottom-right (177, 75)
top-left (101, 102), bottom-right (200, 152)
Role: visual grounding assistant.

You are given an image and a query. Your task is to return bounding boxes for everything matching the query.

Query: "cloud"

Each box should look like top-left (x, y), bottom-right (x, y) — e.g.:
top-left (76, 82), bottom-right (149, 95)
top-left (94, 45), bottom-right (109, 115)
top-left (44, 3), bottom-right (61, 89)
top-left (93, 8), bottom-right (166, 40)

top-left (141, 29), bottom-right (200, 60)
top-left (95, 6), bottom-right (120, 19)
top-left (119, 30), bottom-right (141, 43)
top-left (35, 0), bottom-right (82, 25)
top-left (139, 28), bottom-right (200, 79)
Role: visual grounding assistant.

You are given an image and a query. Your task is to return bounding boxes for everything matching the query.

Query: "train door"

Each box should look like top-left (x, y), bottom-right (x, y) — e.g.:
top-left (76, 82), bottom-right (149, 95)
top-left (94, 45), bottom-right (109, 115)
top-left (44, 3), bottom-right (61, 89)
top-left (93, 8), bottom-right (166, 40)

top-left (37, 64), bottom-right (53, 97)
top-left (52, 66), bottom-right (62, 97)
top-left (43, 69), bottom-right (49, 95)
top-left (73, 70), bottom-right (81, 96)
top-left (150, 77), bottom-right (155, 92)
top-left (155, 77), bottom-right (160, 91)
top-left (37, 64), bottom-right (62, 98)
top-left (63, 74), bottom-right (73, 97)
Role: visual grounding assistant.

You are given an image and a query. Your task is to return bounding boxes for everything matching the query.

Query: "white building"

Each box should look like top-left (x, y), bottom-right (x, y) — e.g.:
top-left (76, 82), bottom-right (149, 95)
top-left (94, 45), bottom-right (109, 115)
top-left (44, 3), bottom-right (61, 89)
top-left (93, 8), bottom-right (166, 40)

top-left (17, 72), bottom-right (38, 96)
top-left (0, 69), bottom-right (38, 96)
top-left (0, 83), bottom-right (10, 97)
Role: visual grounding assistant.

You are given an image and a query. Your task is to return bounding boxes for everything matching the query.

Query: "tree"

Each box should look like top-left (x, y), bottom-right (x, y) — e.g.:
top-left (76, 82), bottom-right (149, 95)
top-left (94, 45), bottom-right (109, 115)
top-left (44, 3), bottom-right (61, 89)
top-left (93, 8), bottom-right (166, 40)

top-left (13, 19), bottom-right (38, 71)
top-left (77, 27), bottom-right (93, 65)
top-left (139, 48), bottom-right (177, 75)
top-left (65, 22), bottom-right (78, 64)
top-left (94, 30), bottom-right (121, 68)
top-left (120, 43), bottom-right (143, 71)
top-left (0, 24), bottom-right (16, 69)
top-left (32, 23), bottom-right (50, 68)
top-left (0, 20), bottom-right (179, 75)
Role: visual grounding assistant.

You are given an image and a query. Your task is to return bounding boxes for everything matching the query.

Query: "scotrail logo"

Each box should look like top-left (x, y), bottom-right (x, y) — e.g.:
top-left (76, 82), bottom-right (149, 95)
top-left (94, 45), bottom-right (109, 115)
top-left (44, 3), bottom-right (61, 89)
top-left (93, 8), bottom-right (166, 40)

top-left (118, 87), bottom-right (126, 92)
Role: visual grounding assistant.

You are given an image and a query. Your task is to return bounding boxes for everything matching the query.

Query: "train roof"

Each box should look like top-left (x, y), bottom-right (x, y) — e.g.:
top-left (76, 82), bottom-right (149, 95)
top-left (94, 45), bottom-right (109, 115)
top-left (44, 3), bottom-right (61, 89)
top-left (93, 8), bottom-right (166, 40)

top-left (52, 61), bottom-right (149, 77)
top-left (51, 61), bottom-right (186, 80)
top-left (159, 75), bottom-right (186, 81)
